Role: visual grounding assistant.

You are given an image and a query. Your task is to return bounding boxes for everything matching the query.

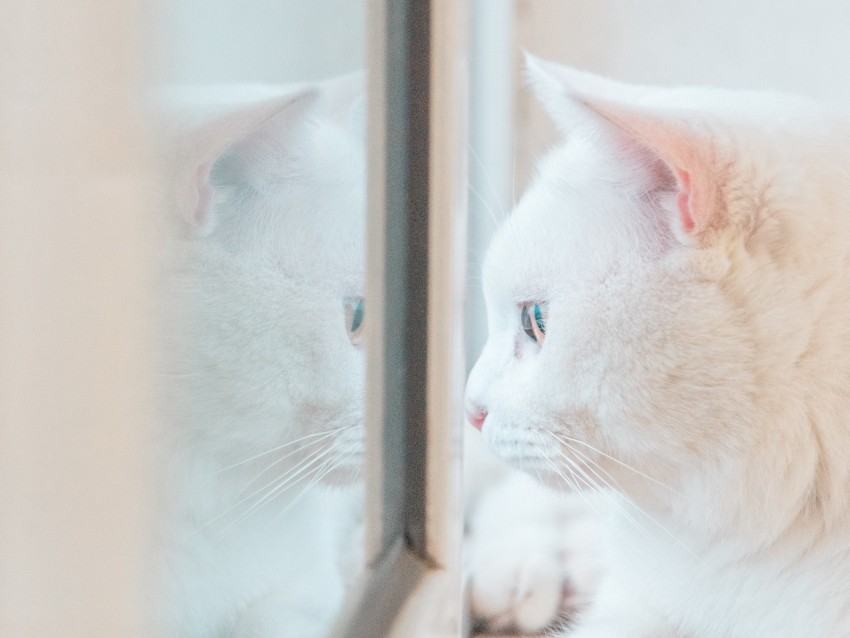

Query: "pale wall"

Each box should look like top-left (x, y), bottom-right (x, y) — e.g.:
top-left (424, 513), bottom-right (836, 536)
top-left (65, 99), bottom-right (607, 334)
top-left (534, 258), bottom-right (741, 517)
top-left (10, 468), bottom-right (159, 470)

top-left (514, 0), bottom-right (850, 189)
top-left (152, 0), bottom-right (365, 85)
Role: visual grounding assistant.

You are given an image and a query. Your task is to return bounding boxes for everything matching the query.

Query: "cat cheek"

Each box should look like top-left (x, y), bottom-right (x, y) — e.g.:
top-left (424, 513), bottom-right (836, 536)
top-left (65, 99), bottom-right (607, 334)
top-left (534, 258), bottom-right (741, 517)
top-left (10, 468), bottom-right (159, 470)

top-left (513, 335), bottom-right (524, 360)
top-left (191, 161), bottom-right (215, 230)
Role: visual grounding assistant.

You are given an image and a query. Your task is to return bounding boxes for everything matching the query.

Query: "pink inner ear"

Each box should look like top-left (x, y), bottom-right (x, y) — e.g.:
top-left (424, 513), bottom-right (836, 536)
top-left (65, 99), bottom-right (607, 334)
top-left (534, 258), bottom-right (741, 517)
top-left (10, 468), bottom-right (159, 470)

top-left (593, 107), bottom-right (707, 236)
top-left (674, 168), bottom-right (696, 234)
top-left (192, 162), bottom-right (213, 227)
top-left (573, 96), bottom-right (713, 238)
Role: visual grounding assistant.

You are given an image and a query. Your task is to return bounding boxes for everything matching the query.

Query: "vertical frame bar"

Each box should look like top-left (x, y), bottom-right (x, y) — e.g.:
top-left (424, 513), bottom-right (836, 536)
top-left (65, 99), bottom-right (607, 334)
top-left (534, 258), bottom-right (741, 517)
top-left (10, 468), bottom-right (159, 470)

top-left (333, 0), bottom-right (467, 635)
top-left (377, 0), bottom-right (433, 560)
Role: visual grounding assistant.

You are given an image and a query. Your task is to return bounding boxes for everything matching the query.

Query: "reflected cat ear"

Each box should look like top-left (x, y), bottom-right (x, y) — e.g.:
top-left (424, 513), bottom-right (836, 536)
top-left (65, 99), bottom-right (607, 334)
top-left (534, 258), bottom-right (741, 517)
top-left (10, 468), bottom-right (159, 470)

top-left (170, 90), bottom-right (319, 235)
top-left (525, 54), bottom-right (716, 240)
top-left (320, 71), bottom-right (366, 141)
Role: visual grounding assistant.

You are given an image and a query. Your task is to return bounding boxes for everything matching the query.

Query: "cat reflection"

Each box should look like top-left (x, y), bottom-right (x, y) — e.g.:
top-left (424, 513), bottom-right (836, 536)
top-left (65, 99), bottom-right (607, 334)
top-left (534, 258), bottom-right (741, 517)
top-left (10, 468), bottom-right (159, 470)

top-left (155, 77), bottom-right (366, 637)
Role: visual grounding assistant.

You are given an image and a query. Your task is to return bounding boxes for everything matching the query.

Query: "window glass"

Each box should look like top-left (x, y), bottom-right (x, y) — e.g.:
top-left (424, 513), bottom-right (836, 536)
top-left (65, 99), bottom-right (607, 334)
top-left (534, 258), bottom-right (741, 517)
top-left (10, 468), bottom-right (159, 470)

top-left (151, 3), bottom-right (368, 636)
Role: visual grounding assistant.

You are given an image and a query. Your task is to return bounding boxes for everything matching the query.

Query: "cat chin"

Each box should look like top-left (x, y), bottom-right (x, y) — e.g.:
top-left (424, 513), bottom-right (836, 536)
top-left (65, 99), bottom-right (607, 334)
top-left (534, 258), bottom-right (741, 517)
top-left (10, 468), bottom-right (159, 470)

top-left (518, 464), bottom-right (597, 495)
top-left (481, 444), bottom-right (575, 492)
top-left (524, 468), bottom-right (578, 493)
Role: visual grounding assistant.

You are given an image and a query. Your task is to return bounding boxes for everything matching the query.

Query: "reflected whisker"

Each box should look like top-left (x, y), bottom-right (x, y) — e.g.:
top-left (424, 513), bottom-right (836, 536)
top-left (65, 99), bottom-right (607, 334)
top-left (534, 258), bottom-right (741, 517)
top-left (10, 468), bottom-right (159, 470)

top-left (217, 437), bottom-right (363, 538)
top-left (230, 431), bottom-right (342, 500)
top-left (216, 427), bottom-right (345, 474)
top-left (222, 445), bottom-right (340, 533)
top-left (270, 440), bottom-right (363, 523)
top-left (188, 444), bottom-right (337, 541)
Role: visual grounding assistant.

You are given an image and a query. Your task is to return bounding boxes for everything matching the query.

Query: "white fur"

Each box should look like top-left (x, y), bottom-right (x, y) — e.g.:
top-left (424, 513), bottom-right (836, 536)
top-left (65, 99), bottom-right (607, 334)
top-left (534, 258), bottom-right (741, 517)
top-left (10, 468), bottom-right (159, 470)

top-left (467, 59), bottom-right (850, 637)
top-left (152, 78), bottom-right (366, 637)
top-left (463, 448), bottom-right (605, 634)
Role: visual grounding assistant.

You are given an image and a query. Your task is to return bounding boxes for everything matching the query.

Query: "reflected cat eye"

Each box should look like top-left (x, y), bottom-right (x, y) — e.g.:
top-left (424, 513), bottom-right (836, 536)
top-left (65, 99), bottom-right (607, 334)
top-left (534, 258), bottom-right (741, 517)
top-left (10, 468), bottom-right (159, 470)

top-left (520, 302), bottom-right (547, 344)
top-left (344, 297), bottom-right (365, 345)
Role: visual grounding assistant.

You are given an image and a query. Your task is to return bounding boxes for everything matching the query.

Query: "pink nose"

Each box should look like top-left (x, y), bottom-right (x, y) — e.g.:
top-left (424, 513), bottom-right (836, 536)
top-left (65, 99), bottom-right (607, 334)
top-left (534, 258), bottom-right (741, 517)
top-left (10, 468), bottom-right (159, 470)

top-left (465, 406), bottom-right (488, 431)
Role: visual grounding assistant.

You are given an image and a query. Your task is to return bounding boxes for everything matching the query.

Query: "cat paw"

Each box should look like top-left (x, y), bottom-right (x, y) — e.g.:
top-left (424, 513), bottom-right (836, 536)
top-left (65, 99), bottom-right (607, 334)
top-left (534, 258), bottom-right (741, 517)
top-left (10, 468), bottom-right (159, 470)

top-left (465, 473), bottom-right (604, 634)
top-left (467, 524), bottom-right (569, 633)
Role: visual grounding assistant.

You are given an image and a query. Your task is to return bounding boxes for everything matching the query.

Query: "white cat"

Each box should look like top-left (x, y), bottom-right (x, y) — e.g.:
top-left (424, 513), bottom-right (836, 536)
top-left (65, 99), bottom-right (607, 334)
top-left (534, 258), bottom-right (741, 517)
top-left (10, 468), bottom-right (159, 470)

top-left (152, 77), bottom-right (366, 638)
top-left (466, 57), bottom-right (850, 637)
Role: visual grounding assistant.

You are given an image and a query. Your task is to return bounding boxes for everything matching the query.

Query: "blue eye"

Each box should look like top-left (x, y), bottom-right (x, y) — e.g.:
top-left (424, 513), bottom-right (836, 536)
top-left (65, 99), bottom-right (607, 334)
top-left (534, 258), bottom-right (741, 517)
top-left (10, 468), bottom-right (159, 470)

top-left (520, 302), bottom-right (547, 344)
top-left (344, 297), bottom-right (364, 345)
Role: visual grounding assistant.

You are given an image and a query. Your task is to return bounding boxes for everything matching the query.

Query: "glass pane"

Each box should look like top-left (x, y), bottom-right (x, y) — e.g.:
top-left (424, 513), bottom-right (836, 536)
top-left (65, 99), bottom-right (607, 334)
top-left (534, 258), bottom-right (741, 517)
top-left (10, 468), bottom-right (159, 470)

top-left (149, 3), bottom-right (367, 637)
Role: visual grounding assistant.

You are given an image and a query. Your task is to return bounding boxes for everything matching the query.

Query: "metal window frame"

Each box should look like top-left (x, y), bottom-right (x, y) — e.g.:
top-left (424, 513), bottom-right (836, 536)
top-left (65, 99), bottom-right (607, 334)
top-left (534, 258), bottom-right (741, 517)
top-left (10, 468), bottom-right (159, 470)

top-left (330, 0), bottom-right (468, 636)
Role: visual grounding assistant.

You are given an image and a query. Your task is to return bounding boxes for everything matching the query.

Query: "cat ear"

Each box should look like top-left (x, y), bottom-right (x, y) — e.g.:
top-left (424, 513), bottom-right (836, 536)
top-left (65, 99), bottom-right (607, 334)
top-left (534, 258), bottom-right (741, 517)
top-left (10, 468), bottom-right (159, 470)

top-left (526, 54), bottom-right (716, 240)
top-left (172, 90), bottom-right (319, 236)
top-left (525, 54), bottom-right (652, 132)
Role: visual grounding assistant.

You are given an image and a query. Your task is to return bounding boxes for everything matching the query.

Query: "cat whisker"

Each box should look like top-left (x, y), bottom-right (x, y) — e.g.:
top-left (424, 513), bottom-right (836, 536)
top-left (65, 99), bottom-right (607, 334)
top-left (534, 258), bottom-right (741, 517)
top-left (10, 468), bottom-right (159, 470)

top-left (550, 437), bottom-right (706, 566)
top-left (531, 437), bottom-right (665, 581)
top-left (550, 445), bottom-right (657, 543)
top-left (468, 180), bottom-right (504, 230)
top-left (511, 147), bottom-right (517, 209)
top-left (467, 142), bottom-right (510, 222)
top-left (529, 438), bottom-right (621, 533)
top-left (547, 433), bottom-right (628, 495)
top-left (350, 463), bottom-right (362, 486)
top-left (547, 433), bottom-right (705, 567)
top-left (551, 431), bottom-right (684, 497)
top-left (549, 455), bottom-right (668, 592)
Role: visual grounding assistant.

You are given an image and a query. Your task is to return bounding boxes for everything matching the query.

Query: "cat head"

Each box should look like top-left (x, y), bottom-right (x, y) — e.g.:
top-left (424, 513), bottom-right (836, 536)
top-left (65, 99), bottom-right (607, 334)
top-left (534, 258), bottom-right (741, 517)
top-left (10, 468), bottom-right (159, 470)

top-left (466, 58), bottom-right (850, 533)
top-left (159, 76), bottom-right (366, 499)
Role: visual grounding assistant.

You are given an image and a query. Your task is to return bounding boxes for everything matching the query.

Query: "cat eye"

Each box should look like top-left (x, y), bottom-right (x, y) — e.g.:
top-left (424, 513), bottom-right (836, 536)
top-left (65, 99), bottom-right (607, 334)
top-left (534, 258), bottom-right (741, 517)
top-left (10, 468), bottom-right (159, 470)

top-left (520, 302), bottom-right (548, 344)
top-left (344, 296), bottom-right (365, 346)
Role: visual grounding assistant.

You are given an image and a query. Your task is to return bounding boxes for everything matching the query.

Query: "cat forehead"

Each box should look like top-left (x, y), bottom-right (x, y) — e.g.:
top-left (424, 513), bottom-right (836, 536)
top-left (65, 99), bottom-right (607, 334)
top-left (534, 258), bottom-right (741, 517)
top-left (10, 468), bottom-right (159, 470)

top-left (213, 95), bottom-right (366, 226)
top-left (482, 135), bottom-right (655, 302)
top-left (233, 114), bottom-right (365, 192)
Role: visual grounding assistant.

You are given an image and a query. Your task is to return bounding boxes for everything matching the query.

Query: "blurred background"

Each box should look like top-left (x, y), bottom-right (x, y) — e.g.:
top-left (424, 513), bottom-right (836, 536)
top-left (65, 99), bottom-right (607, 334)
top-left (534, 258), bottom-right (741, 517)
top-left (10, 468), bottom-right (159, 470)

top-left (513, 0), bottom-right (850, 194)
top-left (152, 0), bottom-right (364, 84)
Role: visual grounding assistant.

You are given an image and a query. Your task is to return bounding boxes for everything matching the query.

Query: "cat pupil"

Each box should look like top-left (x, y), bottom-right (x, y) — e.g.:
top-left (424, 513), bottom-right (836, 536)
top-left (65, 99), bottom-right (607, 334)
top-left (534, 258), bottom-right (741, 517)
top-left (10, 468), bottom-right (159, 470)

top-left (344, 297), bottom-right (365, 343)
top-left (520, 302), bottom-right (547, 343)
top-left (534, 305), bottom-right (545, 332)
top-left (351, 300), bottom-right (364, 332)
